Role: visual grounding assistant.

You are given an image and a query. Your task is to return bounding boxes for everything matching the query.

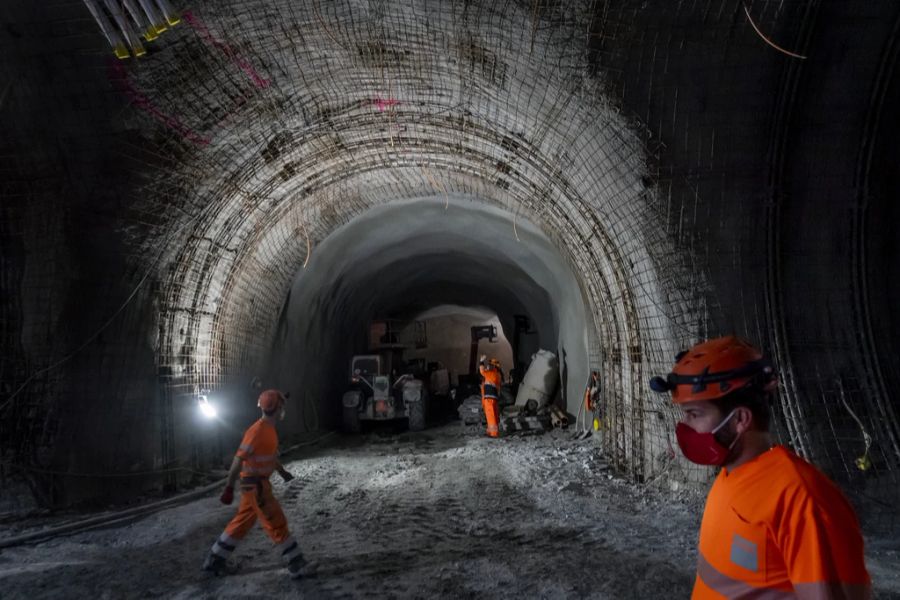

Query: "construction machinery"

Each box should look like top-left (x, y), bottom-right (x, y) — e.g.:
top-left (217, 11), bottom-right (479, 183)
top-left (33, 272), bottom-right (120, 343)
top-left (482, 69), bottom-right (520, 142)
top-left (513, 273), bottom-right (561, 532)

top-left (341, 322), bottom-right (428, 433)
top-left (467, 325), bottom-right (498, 376)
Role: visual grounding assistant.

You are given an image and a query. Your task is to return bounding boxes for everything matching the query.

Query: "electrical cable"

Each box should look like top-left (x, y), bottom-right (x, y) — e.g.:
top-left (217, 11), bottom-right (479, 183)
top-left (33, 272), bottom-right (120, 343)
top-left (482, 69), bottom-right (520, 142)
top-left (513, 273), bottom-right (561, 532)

top-left (836, 378), bottom-right (873, 471)
top-left (742, 2), bottom-right (808, 60)
top-left (0, 430), bottom-right (336, 550)
top-left (0, 461), bottom-right (205, 479)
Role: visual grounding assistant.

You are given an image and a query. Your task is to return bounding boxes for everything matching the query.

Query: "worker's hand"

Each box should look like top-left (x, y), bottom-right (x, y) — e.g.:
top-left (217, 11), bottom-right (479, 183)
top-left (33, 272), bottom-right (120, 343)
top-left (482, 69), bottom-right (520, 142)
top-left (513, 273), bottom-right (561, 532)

top-left (220, 485), bottom-right (234, 505)
top-left (480, 354), bottom-right (487, 364)
top-left (279, 470), bottom-right (295, 482)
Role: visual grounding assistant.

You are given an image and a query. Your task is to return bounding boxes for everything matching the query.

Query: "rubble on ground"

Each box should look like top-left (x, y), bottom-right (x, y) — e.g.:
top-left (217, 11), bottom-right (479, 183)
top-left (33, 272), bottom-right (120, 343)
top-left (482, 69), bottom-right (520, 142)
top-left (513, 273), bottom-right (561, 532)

top-left (1, 424), bottom-right (897, 599)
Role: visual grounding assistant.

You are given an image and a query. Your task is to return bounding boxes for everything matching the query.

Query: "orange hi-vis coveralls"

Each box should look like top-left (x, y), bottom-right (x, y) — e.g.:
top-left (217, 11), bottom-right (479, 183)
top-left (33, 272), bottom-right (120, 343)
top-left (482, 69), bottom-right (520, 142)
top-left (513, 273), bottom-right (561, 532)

top-left (208, 419), bottom-right (303, 566)
top-left (693, 445), bottom-right (871, 599)
top-left (479, 363), bottom-right (502, 437)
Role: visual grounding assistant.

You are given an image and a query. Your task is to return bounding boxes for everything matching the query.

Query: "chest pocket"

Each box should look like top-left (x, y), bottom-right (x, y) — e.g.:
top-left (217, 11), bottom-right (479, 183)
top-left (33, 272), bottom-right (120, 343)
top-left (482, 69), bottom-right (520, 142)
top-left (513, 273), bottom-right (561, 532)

top-left (730, 533), bottom-right (758, 572)
top-left (729, 507), bottom-right (769, 583)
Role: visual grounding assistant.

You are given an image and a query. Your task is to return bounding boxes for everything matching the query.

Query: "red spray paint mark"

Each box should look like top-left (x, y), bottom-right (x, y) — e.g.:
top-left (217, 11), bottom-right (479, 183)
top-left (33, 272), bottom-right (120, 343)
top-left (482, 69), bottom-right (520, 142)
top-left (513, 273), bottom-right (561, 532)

top-left (372, 97), bottom-right (400, 112)
top-left (108, 60), bottom-right (211, 146)
top-left (183, 11), bottom-right (270, 90)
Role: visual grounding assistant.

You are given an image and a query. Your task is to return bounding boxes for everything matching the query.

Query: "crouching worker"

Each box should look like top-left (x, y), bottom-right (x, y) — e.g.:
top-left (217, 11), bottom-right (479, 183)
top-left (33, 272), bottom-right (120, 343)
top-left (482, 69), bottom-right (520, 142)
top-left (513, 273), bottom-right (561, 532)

top-left (202, 389), bottom-right (316, 579)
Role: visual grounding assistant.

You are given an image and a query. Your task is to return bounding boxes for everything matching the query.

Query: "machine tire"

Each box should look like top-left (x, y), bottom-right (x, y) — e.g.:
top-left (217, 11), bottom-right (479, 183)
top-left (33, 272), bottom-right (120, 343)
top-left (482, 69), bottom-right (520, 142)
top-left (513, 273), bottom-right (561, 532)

top-left (342, 391), bottom-right (363, 433)
top-left (408, 398), bottom-right (425, 431)
top-left (342, 406), bottom-right (361, 433)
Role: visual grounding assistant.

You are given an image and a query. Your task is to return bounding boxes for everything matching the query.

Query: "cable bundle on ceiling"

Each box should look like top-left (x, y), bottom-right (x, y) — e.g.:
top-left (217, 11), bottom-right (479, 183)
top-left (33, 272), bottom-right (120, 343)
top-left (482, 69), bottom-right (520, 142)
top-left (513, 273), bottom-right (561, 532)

top-left (82, 0), bottom-right (180, 59)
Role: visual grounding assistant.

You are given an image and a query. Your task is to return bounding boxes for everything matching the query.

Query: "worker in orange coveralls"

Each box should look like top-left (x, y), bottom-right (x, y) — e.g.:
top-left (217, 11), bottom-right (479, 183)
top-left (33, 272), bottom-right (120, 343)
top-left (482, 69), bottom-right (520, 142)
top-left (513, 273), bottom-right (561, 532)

top-left (202, 389), bottom-right (316, 579)
top-left (479, 355), bottom-right (503, 438)
top-left (650, 336), bottom-right (871, 599)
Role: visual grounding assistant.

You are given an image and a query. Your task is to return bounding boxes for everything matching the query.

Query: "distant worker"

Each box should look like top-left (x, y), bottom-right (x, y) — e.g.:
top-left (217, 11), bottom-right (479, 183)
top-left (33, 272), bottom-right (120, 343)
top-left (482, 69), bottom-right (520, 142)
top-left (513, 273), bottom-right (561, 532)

top-left (202, 389), bottom-right (315, 579)
top-left (650, 336), bottom-right (871, 599)
top-left (578, 370), bottom-right (601, 438)
top-left (479, 355), bottom-right (503, 438)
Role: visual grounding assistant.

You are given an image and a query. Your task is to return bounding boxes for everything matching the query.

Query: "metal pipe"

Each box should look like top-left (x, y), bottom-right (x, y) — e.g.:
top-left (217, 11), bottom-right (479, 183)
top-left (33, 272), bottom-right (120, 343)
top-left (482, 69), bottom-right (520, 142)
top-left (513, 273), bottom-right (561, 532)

top-left (154, 0), bottom-right (181, 26)
top-left (137, 0), bottom-right (167, 33)
top-left (122, 0), bottom-right (155, 41)
top-left (102, 0), bottom-right (145, 56)
top-left (81, 0), bottom-right (129, 59)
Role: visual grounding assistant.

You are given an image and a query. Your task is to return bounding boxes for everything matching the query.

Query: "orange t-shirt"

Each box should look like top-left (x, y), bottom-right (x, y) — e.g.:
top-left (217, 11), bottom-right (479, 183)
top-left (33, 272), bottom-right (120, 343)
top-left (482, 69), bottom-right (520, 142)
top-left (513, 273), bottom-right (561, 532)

top-left (236, 419), bottom-right (278, 479)
top-left (693, 446), bottom-right (871, 599)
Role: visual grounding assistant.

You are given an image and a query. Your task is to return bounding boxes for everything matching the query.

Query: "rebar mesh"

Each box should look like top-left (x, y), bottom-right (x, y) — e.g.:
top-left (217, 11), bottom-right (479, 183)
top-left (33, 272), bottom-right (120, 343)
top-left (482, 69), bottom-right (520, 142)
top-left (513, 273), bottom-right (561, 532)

top-left (0, 0), bottom-right (897, 533)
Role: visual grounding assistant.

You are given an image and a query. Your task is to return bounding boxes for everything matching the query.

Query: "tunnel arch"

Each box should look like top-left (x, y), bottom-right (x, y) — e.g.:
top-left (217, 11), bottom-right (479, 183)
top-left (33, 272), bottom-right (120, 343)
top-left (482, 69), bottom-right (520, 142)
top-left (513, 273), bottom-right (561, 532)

top-left (140, 0), bottom-right (709, 485)
top-left (158, 183), bottom-right (700, 484)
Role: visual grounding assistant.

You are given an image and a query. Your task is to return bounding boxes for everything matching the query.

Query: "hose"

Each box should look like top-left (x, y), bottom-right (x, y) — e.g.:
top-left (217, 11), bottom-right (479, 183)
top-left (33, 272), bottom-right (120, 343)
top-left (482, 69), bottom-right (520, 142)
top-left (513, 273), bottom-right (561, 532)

top-left (0, 431), bottom-right (335, 550)
top-left (0, 481), bottom-right (222, 550)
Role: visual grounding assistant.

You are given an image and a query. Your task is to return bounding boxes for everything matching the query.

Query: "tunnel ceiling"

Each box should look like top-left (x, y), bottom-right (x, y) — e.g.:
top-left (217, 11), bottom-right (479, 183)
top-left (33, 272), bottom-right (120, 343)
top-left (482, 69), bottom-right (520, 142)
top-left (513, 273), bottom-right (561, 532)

top-left (2, 0), bottom-right (900, 510)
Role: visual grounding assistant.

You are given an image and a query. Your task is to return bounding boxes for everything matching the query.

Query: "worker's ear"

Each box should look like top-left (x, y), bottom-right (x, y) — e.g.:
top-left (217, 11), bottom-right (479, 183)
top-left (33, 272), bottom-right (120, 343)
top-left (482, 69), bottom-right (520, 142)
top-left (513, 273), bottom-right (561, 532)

top-left (733, 406), bottom-right (753, 434)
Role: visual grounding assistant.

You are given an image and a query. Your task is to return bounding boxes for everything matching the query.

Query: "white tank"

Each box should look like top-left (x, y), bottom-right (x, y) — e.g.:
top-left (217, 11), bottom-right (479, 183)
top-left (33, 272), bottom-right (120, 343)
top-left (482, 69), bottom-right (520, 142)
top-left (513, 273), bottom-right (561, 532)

top-left (515, 349), bottom-right (559, 409)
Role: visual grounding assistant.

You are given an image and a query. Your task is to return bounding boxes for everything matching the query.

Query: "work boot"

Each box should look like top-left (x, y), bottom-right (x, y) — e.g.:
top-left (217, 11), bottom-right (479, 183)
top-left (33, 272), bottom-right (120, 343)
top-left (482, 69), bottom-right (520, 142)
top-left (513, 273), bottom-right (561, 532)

top-left (202, 552), bottom-right (235, 576)
top-left (287, 554), bottom-right (318, 579)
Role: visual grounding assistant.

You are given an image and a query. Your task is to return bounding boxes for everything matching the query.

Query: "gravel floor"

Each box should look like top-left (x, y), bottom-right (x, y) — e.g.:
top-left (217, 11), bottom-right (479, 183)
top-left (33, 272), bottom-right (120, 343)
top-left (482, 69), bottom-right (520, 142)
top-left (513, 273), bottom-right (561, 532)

top-left (0, 423), bottom-right (897, 599)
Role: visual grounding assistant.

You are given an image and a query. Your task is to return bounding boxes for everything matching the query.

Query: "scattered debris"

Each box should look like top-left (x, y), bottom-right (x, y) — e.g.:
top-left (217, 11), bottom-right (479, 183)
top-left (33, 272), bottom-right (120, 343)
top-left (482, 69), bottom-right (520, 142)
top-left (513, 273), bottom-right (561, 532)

top-left (2, 425), bottom-right (896, 598)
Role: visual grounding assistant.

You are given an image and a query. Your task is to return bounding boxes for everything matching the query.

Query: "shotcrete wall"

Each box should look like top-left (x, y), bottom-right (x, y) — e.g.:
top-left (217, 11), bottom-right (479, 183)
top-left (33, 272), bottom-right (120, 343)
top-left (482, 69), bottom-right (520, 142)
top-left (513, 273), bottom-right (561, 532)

top-left (399, 308), bottom-right (515, 386)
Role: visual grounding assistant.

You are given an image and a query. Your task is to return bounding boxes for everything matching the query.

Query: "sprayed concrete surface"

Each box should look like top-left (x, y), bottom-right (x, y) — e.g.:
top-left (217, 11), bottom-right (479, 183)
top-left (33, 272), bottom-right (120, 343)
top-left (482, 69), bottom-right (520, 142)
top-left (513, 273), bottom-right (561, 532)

top-left (1, 424), bottom-right (898, 599)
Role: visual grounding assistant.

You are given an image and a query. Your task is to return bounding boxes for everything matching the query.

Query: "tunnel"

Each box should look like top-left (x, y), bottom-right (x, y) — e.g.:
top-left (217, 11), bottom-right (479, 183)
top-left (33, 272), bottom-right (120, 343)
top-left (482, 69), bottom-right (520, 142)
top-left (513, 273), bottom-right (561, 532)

top-left (1, 0), bottom-right (899, 597)
top-left (268, 198), bottom-right (591, 428)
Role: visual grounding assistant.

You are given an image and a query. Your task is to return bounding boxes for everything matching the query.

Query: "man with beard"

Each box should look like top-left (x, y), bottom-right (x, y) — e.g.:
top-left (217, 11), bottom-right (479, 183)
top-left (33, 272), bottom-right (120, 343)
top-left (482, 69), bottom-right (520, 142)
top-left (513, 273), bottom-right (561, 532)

top-left (650, 336), bottom-right (870, 599)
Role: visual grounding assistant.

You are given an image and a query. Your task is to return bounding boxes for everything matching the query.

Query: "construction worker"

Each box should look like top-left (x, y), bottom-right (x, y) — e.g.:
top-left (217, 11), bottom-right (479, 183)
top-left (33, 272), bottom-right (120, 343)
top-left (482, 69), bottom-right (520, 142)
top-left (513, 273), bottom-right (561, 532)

top-left (650, 336), bottom-right (871, 599)
top-left (578, 370), bottom-right (602, 438)
top-left (202, 389), bottom-right (315, 579)
top-left (479, 355), bottom-right (502, 438)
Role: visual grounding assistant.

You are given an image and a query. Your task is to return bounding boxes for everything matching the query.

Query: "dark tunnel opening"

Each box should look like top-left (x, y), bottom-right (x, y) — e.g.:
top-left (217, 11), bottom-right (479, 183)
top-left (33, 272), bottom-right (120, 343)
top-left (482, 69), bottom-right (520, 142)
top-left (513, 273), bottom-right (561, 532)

top-left (264, 197), bottom-right (587, 435)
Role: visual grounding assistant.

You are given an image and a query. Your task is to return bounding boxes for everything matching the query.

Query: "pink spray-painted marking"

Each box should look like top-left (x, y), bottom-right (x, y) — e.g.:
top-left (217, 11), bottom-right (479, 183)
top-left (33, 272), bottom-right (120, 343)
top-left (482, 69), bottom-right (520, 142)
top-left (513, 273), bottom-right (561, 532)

top-left (183, 11), bottom-right (270, 90)
top-left (373, 97), bottom-right (400, 112)
top-left (108, 60), bottom-right (211, 146)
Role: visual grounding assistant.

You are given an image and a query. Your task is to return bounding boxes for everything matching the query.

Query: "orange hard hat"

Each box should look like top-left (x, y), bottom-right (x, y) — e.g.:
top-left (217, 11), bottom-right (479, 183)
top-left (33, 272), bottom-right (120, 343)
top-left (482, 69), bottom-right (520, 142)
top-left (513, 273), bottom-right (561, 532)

top-left (488, 358), bottom-right (501, 367)
top-left (649, 336), bottom-right (777, 404)
top-left (257, 389), bottom-right (285, 412)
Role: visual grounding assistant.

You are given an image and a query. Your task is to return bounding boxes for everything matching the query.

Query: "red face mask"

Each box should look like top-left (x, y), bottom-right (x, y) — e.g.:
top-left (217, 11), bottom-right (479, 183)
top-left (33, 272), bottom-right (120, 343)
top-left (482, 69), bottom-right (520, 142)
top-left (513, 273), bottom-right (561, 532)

top-left (675, 409), bottom-right (740, 466)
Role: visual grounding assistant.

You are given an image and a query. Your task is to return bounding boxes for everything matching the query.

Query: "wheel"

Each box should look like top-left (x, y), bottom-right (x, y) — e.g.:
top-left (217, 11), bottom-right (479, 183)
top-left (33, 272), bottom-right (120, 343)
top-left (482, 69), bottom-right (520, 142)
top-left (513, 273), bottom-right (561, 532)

top-left (342, 407), bottom-right (361, 432)
top-left (404, 381), bottom-right (427, 432)
top-left (408, 397), bottom-right (425, 431)
top-left (342, 391), bottom-right (362, 433)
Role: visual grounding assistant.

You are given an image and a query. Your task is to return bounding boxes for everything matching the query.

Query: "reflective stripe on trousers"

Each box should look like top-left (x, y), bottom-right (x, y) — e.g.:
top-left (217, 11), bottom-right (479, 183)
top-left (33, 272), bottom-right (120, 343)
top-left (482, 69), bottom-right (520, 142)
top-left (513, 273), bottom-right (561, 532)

top-left (211, 532), bottom-right (240, 558)
top-left (277, 535), bottom-right (303, 564)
